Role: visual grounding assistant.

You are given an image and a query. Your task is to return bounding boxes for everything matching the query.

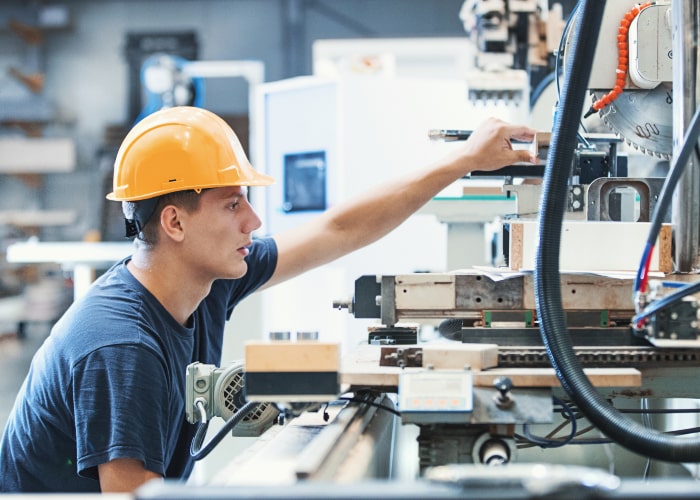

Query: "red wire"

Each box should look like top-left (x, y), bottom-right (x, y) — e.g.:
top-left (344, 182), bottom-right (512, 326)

top-left (635, 245), bottom-right (655, 329)
top-left (639, 246), bottom-right (654, 294)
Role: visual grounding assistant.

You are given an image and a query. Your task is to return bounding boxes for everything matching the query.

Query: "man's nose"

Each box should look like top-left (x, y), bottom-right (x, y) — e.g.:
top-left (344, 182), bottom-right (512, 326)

top-left (243, 205), bottom-right (262, 233)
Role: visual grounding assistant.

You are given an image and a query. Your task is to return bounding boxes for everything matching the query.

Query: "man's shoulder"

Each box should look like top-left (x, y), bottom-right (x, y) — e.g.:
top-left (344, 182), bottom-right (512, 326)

top-left (49, 266), bottom-right (161, 360)
top-left (244, 237), bottom-right (278, 282)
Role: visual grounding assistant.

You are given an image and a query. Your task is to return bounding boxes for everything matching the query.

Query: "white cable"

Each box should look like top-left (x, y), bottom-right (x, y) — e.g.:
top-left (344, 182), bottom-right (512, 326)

top-left (194, 398), bottom-right (208, 425)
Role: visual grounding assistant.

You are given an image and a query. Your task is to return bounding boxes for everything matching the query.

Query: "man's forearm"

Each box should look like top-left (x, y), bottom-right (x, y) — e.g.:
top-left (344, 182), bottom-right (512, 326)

top-left (322, 155), bottom-right (465, 254)
top-left (266, 118), bottom-right (536, 288)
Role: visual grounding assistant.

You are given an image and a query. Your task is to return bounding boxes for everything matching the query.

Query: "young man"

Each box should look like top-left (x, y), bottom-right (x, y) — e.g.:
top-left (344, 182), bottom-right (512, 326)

top-left (0, 106), bottom-right (536, 492)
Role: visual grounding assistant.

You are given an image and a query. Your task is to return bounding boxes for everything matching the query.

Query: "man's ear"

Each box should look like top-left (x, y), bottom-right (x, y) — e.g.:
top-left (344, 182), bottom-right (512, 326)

top-left (159, 205), bottom-right (185, 242)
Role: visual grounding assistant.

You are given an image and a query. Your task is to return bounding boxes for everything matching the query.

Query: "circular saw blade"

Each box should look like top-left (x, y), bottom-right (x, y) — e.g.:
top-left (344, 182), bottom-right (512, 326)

top-left (592, 85), bottom-right (673, 159)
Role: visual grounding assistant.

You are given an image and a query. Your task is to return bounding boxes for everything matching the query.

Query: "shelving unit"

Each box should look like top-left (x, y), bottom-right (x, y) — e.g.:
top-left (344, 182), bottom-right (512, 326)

top-left (0, 5), bottom-right (76, 234)
top-left (0, 5), bottom-right (75, 335)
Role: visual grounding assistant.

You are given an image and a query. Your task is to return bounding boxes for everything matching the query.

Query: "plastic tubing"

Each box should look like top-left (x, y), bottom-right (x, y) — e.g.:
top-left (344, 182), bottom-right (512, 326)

top-left (535, 0), bottom-right (700, 462)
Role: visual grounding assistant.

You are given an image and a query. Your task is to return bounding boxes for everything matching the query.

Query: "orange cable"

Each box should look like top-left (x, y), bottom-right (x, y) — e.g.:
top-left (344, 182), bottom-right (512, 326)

top-left (584, 2), bottom-right (654, 119)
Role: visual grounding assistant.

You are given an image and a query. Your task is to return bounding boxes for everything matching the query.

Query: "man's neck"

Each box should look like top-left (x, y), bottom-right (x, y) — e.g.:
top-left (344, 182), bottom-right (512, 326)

top-left (127, 249), bottom-right (211, 327)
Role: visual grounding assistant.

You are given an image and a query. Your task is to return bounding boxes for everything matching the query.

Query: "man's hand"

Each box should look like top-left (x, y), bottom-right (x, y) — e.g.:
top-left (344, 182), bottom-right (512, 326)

top-left (444, 117), bottom-right (537, 174)
top-left (266, 116), bottom-right (537, 288)
top-left (98, 458), bottom-right (162, 493)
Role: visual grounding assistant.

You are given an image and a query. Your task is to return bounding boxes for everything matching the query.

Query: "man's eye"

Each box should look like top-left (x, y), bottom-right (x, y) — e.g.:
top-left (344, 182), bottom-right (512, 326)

top-left (229, 202), bottom-right (240, 210)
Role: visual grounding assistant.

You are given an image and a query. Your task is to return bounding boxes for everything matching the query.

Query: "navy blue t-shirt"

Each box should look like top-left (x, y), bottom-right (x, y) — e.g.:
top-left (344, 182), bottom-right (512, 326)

top-left (0, 237), bottom-right (277, 492)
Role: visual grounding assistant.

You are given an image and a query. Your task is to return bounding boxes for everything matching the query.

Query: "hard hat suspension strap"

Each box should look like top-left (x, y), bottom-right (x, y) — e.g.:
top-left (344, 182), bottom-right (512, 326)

top-left (124, 197), bottom-right (160, 239)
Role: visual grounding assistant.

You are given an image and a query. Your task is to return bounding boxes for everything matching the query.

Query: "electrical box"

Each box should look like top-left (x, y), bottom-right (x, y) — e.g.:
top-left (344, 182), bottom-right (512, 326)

top-left (399, 369), bottom-right (474, 424)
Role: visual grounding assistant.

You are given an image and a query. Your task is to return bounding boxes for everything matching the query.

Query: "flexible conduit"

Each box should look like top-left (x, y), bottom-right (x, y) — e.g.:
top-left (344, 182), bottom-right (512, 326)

top-left (535, 0), bottom-right (700, 462)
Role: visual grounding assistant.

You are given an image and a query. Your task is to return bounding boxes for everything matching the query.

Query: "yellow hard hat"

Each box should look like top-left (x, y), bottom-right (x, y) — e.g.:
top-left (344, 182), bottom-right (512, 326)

top-left (107, 106), bottom-right (274, 202)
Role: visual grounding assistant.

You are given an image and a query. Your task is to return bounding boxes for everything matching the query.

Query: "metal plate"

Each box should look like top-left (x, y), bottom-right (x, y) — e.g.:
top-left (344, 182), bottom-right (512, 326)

top-left (586, 177), bottom-right (667, 221)
top-left (471, 387), bottom-right (552, 424)
top-left (455, 274), bottom-right (524, 310)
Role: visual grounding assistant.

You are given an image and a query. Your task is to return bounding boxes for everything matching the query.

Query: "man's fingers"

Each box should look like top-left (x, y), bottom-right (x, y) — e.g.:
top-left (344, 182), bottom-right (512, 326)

top-left (513, 149), bottom-right (537, 164)
top-left (504, 124), bottom-right (536, 142)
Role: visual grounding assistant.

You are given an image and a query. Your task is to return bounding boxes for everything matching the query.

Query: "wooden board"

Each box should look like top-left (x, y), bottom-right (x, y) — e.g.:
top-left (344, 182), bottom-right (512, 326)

top-left (521, 273), bottom-right (635, 310)
top-left (422, 343), bottom-right (498, 370)
top-left (472, 367), bottom-right (640, 388)
top-left (245, 341), bottom-right (340, 372)
top-left (0, 209), bottom-right (76, 227)
top-left (0, 137), bottom-right (75, 172)
top-left (509, 220), bottom-right (672, 273)
top-left (462, 186), bottom-right (506, 196)
top-left (341, 345), bottom-right (641, 388)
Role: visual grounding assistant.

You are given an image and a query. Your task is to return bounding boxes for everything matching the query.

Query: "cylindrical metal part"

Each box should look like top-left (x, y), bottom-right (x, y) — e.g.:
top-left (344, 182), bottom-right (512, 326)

top-left (296, 331), bottom-right (319, 341)
top-left (672, 0), bottom-right (700, 272)
top-left (269, 331), bottom-right (291, 341)
top-left (479, 438), bottom-right (511, 466)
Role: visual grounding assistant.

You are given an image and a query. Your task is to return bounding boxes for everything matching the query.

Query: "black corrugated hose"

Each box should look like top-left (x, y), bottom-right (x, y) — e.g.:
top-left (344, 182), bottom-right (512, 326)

top-left (534, 0), bottom-right (700, 462)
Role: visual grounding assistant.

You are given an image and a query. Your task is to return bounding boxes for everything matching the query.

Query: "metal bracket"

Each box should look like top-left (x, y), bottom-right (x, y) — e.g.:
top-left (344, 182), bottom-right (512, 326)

top-left (586, 177), bottom-right (666, 222)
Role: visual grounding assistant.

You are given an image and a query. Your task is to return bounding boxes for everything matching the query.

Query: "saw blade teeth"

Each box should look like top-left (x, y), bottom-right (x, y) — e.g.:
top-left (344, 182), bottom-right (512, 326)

top-left (590, 88), bottom-right (673, 159)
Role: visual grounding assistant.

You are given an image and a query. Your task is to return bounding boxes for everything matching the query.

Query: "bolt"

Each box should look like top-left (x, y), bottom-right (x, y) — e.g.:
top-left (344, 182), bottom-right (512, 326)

top-left (494, 376), bottom-right (513, 395)
top-left (493, 377), bottom-right (514, 409)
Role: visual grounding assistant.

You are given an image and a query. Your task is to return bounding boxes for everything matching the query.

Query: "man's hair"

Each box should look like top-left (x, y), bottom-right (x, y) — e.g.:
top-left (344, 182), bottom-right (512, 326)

top-left (122, 190), bottom-right (204, 247)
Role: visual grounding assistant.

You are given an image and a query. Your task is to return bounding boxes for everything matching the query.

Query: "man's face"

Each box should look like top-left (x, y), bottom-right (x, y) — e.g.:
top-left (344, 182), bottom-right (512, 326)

top-left (182, 186), bottom-right (262, 280)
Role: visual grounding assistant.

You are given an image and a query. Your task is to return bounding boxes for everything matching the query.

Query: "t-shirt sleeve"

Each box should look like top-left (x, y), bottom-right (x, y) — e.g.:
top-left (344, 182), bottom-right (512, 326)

top-left (243, 237), bottom-right (278, 293)
top-left (223, 237), bottom-right (278, 318)
top-left (72, 344), bottom-right (170, 480)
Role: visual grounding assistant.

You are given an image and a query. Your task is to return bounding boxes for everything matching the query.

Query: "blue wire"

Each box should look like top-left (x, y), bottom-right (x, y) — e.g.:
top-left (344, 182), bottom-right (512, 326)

top-left (530, 71), bottom-right (556, 110)
top-left (555, 1), bottom-right (580, 99)
top-left (632, 280), bottom-right (700, 325)
top-left (661, 281), bottom-right (687, 289)
top-left (643, 105), bottom-right (700, 249)
top-left (634, 242), bottom-right (653, 293)
top-left (522, 396), bottom-right (578, 448)
top-left (550, 426), bottom-right (700, 446)
top-left (555, 2), bottom-right (590, 150)
top-left (633, 104), bottom-right (700, 301)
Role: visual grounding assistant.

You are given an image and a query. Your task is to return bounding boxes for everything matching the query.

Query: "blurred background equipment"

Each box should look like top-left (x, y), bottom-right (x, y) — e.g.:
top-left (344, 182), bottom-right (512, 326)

top-left (6, 0), bottom-right (700, 498)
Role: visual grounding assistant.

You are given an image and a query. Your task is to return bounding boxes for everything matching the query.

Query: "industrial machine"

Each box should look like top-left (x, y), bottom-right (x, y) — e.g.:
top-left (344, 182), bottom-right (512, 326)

top-left (132, 52), bottom-right (265, 125)
top-left (139, 1), bottom-right (700, 498)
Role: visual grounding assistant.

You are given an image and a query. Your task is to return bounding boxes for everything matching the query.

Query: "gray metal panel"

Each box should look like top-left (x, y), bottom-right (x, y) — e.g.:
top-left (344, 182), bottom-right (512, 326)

top-left (455, 274), bottom-right (524, 310)
top-left (471, 387), bottom-right (552, 424)
top-left (672, 0), bottom-right (700, 272)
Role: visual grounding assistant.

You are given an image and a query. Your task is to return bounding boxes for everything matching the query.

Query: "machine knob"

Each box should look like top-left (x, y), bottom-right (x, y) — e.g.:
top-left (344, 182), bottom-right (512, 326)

top-left (493, 376), bottom-right (514, 409)
top-left (494, 376), bottom-right (512, 394)
top-left (333, 299), bottom-right (353, 313)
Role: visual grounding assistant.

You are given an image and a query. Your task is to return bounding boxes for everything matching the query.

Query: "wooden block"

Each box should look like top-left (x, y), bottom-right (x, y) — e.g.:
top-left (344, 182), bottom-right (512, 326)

top-left (508, 220), bottom-right (672, 273)
top-left (536, 131), bottom-right (552, 147)
top-left (395, 274), bottom-right (456, 309)
top-left (472, 367), bottom-right (641, 388)
top-left (339, 346), bottom-right (641, 388)
top-left (658, 223), bottom-right (672, 273)
top-left (462, 186), bottom-right (505, 196)
top-left (340, 366), bottom-right (640, 389)
top-left (422, 343), bottom-right (498, 370)
top-left (245, 341), bottom-right (339, 372)
top-left (522, 273), bottom-right (635, 310)
top-left (509, 222), bottom-right (524, 271)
